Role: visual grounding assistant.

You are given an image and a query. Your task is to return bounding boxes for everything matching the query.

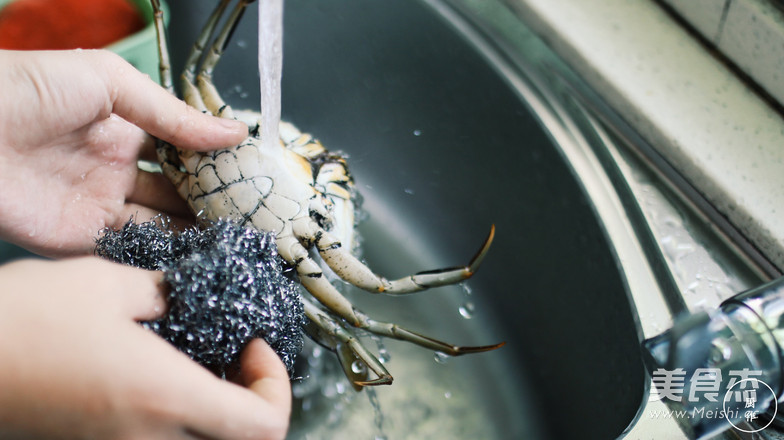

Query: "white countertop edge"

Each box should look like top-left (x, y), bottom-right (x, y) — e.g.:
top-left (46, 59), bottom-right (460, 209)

top-left (506, 0), bottom-right (784, 270)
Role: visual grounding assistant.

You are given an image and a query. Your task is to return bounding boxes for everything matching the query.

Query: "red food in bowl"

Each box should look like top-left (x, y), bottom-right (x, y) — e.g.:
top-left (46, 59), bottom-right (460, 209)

top-left (0, 0), bottom-right (145, 50)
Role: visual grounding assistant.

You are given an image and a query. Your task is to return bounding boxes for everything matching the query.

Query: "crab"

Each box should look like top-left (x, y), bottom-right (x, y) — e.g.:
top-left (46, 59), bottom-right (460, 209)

top-left (150, 0), bottom-right (502, 387)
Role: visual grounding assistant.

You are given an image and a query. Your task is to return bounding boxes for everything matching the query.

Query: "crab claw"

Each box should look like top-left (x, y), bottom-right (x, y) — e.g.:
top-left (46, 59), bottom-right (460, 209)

top-left (336, 342), bottom-right (393, 391)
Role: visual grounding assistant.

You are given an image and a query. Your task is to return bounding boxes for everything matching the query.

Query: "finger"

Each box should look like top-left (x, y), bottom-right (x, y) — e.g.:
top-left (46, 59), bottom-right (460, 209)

top-left (127, 330), bottom-right (290, 440)
top-left (100, 261), bottom-right (167, 321)
top-left (99, 52), bottom-right (247, 151)
top-left (114, 203), bottom-right (194, 232)
top-left (184, 340), bottom-right (292, 439)
top-left (64, 258), bottom-right (168, 321)
top-left (185, 382), bottom-right (290, 440)
top-left (240, 339), bottom-right (292, 413)
top-left (127, 170), bottom-right (192, 218)
top-left (123, 269), bottom-right (168, 322)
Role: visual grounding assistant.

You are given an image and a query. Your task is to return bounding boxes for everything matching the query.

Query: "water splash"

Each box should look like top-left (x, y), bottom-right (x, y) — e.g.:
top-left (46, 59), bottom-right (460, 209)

top-left (258, 0), bottom-right (283, 149)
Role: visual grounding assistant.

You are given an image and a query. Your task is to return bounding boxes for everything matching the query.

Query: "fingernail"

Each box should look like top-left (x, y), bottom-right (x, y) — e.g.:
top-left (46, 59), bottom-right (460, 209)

top-left (218, 118), bottom-right (246, 132)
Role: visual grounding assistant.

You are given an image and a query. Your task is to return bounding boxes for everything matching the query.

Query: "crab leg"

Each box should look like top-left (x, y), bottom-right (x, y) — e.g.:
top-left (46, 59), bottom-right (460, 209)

top-left (355, 309), bottom-right (506, 356)
top-left (182, 0), bottom-right (232, 87)
top-left (193, 0), bottom-right (257, 119)
top-left (151, 0), bottom-right (173, 94)
top-left (151, 0), bottom-right (189, 197)
top-left (303, 295), bottom-right (502, 387)
top-left (302, 298), bottom-right (393, 388)
top-left (276, 234), bottom-right (358, 320)
top-left (199, 0), bottom-right (255, 80)
top-left (278, 232), bottom-right (502, 357)
top-left (305, 222), bottom-right (496, 294)
top-left (175, 0), bottom-right (236, 115)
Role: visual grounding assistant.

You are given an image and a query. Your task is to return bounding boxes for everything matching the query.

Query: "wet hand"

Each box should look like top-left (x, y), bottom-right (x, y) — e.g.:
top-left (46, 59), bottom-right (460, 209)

top-left (0, 258), bottom-right (291, 439)
top-left (0, 49), bottom-right (247, 257)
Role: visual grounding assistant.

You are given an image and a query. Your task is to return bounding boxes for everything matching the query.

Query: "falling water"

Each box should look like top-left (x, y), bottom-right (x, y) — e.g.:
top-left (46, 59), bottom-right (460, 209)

top-left (257, 0), bottom-right (283, 149)
top-left (366, 388), bottom-right (387, 440)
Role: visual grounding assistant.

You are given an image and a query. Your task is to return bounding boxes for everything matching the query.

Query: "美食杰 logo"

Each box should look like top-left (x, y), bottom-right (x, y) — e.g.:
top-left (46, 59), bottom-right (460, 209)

top-left (649, 367), bottom-right (778, 433)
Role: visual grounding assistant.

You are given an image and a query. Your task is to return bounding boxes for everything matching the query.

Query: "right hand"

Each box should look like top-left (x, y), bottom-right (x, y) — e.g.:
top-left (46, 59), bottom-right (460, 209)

top-left (0, 257), bottom-right (291, 440)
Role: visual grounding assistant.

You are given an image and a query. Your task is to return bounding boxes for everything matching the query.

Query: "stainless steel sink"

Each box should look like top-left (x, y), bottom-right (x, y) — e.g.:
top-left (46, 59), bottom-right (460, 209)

top-left (164, 1), bottom-right (646, 438)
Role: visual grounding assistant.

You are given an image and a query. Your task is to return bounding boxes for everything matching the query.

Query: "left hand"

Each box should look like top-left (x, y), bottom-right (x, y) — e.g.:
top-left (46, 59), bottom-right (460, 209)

top-left (0, 49), bottom-right (248, 257)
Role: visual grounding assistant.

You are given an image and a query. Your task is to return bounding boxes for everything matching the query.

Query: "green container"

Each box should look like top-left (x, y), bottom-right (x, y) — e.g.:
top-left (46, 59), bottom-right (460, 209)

top-left (105, 0), bottom-right (167, 84)
top-left (0, 0), bottom-right (167, 84)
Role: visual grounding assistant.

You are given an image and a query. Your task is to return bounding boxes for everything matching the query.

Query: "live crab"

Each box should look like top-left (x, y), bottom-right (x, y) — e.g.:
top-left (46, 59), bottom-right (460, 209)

top-left (150, 0), bottom-right (503, 387)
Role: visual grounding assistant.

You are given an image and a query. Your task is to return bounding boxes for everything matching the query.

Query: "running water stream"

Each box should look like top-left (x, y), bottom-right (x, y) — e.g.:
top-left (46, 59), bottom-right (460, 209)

top-left (257, 0), bottom-right (283, 148)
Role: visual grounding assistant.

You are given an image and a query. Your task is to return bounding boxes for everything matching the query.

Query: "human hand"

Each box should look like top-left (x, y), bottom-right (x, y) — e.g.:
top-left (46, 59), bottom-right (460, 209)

top-left (0, 49), bottom-right (248, 257)
top-left (0, 258), bottom-right (291, 440)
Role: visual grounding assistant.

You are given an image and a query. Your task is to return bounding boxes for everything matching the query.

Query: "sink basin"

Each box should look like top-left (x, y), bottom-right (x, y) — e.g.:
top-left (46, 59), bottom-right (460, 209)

top-left (165, 1), bottom-right (645, 438)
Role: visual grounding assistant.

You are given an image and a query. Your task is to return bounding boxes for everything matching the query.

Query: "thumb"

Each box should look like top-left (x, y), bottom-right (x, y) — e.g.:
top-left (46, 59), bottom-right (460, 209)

top-left (240, 339), bottom-right (292, 415)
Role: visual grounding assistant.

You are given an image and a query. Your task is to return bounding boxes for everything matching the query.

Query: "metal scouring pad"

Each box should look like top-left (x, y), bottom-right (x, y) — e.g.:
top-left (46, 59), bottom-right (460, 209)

top-left (95, 218), bottom-right (304, 374)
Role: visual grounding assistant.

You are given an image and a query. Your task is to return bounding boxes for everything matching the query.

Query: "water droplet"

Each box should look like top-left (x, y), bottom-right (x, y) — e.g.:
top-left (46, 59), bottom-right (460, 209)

top-left (413, 129), bottom-right (422, 136)
top-left (404, 188), bottom-right (415, 195)
top-left (378, 348), bottom-right (391, 364)
top-left (434, 351), bottom-right (450, 364)
top-left (351, 360), bottom-right (367, 375)
top-left (459, 301), bottom-right (475, 319)
top-left (444, 391), bottom-right (452, 399)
